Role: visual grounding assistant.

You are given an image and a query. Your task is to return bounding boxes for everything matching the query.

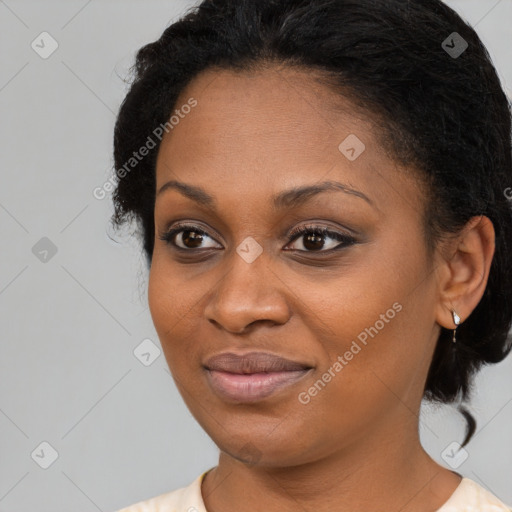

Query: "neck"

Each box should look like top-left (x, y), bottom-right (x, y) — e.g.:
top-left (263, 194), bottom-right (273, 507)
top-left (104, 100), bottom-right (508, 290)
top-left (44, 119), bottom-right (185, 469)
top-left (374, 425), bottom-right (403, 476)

top-left (201, 415), bottom-right (461, 512)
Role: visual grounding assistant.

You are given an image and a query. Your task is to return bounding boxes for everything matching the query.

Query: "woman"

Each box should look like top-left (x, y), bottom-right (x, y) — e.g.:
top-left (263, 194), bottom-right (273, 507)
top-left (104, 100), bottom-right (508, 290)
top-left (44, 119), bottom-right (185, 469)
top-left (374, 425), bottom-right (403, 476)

top-left (111, 0), bottom-right (512, 510)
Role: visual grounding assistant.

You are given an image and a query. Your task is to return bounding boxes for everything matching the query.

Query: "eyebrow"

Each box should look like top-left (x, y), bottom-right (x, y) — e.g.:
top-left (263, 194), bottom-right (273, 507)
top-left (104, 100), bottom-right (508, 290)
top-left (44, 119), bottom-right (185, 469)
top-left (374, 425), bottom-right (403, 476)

top-left (156, 179), bottom-right (375, 211)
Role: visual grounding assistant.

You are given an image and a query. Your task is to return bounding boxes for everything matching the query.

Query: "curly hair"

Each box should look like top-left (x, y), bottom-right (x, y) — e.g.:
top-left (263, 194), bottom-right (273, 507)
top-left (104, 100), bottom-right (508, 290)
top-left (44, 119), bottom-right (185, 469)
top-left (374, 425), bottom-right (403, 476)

top-left (111, 0), bottom-right (512, 447)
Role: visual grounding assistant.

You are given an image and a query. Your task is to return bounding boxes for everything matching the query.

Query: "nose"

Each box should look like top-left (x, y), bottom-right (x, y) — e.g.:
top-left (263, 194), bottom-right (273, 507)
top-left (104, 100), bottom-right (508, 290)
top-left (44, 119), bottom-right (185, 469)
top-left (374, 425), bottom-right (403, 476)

top-left (204, 248), bottom-right (291, 334)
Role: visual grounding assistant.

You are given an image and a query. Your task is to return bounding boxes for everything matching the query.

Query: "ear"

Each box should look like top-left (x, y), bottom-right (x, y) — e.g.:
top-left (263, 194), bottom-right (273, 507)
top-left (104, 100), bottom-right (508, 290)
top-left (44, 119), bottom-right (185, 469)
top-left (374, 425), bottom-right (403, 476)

top-left (434, 215), bottom-right (495, 330)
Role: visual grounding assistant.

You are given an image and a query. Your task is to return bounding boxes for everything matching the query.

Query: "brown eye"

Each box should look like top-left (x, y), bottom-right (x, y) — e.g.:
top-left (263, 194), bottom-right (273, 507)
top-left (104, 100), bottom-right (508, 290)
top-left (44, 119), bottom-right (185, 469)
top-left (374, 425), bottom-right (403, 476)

top-left (286, 226), bottom-right (356, 252)
top-left (180, 229), bottom-right (205, 249)
top-left (159, 224), bottom-right (222, 250)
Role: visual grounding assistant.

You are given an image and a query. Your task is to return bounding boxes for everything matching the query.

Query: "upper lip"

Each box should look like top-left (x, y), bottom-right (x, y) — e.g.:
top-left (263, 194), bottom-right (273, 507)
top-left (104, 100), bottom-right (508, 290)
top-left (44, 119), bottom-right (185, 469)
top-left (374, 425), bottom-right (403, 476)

top-left (204, 352), bottom-right (312, 374)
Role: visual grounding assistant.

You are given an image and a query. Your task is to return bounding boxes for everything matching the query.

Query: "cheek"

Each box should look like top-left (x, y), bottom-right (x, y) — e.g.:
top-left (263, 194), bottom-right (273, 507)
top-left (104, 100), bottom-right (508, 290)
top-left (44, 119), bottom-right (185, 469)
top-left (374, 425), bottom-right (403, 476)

top-left (148, 257), bottom-right (175, 332)
top-left (304, 241), bottom-right (434, 403)
top-left (148, 256), bottom-right (195, 361)
top-left (294, 305), bottom-right (425, 453)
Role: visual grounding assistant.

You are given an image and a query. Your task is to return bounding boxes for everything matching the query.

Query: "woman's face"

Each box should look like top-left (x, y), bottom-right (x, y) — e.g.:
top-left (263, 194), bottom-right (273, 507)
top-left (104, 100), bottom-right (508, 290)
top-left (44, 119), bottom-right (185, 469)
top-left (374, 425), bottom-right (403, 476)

top-left (148, 66), bottom-right (444, 467)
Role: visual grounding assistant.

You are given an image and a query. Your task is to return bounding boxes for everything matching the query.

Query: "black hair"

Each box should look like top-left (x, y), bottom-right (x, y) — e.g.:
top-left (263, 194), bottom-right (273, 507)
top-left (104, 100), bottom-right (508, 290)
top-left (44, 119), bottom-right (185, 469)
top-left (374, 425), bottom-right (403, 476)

top-left (111, 0), bottom-right (512, 447)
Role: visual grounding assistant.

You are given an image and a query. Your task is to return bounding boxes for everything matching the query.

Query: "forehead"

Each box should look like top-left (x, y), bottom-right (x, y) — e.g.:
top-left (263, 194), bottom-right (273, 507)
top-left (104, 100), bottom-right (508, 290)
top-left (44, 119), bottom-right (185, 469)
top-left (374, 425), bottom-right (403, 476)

top-left (162, 64), bottom-right (377, 156)
top-left (155, 65), bottom-right (424, 215)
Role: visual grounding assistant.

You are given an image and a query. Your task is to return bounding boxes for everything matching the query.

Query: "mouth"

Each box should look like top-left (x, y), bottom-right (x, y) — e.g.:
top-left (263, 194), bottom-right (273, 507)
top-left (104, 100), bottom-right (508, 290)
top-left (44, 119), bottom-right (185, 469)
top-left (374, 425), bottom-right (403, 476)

top-left (203, 352), bottom-right (313, 403)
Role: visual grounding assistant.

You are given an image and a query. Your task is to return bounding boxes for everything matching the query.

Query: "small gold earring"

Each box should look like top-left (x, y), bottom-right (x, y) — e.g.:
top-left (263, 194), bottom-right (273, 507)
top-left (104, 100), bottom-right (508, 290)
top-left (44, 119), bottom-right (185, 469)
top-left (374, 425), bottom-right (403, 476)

top-left (451, 310), bottom-right (461, 343)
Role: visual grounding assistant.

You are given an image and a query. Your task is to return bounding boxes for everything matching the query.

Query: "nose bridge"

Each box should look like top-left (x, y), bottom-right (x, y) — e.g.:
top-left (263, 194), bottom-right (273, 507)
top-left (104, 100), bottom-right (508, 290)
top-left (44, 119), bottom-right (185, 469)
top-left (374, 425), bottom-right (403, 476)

top-left (205, 242), bottom-right (290, 332)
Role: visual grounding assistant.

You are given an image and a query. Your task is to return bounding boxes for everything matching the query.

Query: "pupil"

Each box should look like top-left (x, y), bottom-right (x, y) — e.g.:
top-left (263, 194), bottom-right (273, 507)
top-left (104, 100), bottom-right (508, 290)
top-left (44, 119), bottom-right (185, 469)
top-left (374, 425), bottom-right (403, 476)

top-left (304, 232), bottom-right (324, 251)
top-left (183, 230), bottom-right (203, 248)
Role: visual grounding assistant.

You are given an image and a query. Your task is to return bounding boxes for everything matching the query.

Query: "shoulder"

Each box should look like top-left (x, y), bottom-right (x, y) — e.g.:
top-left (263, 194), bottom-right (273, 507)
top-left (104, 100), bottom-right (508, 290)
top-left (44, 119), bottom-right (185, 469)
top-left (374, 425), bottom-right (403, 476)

top-left (437, 477), bottom-right (511, 512)
top-left (114, 471), bottom-right (209, 512)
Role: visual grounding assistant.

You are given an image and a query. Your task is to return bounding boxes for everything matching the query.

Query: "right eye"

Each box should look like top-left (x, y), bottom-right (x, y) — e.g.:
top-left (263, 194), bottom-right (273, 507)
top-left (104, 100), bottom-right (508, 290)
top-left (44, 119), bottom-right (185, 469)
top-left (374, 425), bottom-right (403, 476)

top-left (158, 224), bottom-right (222, 250)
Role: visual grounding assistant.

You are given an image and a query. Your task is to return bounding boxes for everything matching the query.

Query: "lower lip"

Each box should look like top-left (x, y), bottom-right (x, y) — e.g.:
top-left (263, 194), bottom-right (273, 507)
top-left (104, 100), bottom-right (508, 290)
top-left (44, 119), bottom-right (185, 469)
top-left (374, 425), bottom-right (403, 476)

top-left (205, 369), bottom-right (311, 403)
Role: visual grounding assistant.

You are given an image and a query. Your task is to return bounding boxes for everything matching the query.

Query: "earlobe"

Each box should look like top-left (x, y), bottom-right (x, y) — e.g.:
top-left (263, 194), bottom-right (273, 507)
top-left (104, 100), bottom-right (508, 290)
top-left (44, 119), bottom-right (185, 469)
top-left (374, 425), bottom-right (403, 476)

top-left (435, 215), bottom-right (495, 330)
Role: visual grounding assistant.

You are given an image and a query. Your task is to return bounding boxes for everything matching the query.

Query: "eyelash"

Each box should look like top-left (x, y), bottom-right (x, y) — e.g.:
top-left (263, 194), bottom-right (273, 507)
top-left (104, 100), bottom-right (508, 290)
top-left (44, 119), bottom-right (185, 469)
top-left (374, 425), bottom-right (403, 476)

top-left (158, 223), bottom-right (357, 254)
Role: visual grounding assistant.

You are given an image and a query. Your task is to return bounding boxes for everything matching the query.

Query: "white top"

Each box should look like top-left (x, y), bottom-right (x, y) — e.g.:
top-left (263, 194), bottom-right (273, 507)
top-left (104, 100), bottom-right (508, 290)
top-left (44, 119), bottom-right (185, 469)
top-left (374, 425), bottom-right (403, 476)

top-left (114, 470), bottom-right (511, 512)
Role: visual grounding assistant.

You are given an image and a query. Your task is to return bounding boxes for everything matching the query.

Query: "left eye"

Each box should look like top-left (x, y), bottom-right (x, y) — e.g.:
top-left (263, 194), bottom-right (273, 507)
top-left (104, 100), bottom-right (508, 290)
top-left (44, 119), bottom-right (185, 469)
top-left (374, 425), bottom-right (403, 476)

top-left (285, 226), bottom-right (356, 252)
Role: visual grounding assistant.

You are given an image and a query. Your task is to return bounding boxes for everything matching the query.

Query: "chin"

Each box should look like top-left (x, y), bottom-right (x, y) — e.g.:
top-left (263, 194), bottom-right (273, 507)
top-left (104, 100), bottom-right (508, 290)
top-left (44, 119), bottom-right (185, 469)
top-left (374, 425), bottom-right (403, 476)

top-left (206, 420), bottom-right (326, 469)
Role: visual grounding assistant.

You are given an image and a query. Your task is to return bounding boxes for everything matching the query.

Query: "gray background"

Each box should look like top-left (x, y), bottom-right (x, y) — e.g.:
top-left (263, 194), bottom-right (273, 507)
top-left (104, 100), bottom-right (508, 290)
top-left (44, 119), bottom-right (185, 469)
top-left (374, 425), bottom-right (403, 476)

top-left (0, 1), bottom-right (511, 511)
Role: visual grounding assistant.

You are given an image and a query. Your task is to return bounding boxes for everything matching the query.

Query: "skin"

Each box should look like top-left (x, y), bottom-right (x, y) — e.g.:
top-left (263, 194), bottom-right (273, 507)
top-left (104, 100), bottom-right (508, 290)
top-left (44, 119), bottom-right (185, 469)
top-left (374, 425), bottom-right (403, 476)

top-left (148, 64), bottom-right (495, 512)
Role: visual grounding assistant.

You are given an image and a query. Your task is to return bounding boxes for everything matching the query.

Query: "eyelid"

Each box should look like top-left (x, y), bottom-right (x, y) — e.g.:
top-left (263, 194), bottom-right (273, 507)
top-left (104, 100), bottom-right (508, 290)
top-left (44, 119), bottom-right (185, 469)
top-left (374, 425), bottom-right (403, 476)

top-left (287, 223), bottom-right (354, 240)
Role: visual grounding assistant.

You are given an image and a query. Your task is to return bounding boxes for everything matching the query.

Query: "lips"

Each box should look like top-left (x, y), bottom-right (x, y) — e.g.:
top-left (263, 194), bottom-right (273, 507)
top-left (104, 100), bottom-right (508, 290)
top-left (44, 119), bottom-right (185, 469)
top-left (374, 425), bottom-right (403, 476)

top-left (203, 352), bottom-right (313, 403)
top-left (204, 352), bottom-right (312, 373)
